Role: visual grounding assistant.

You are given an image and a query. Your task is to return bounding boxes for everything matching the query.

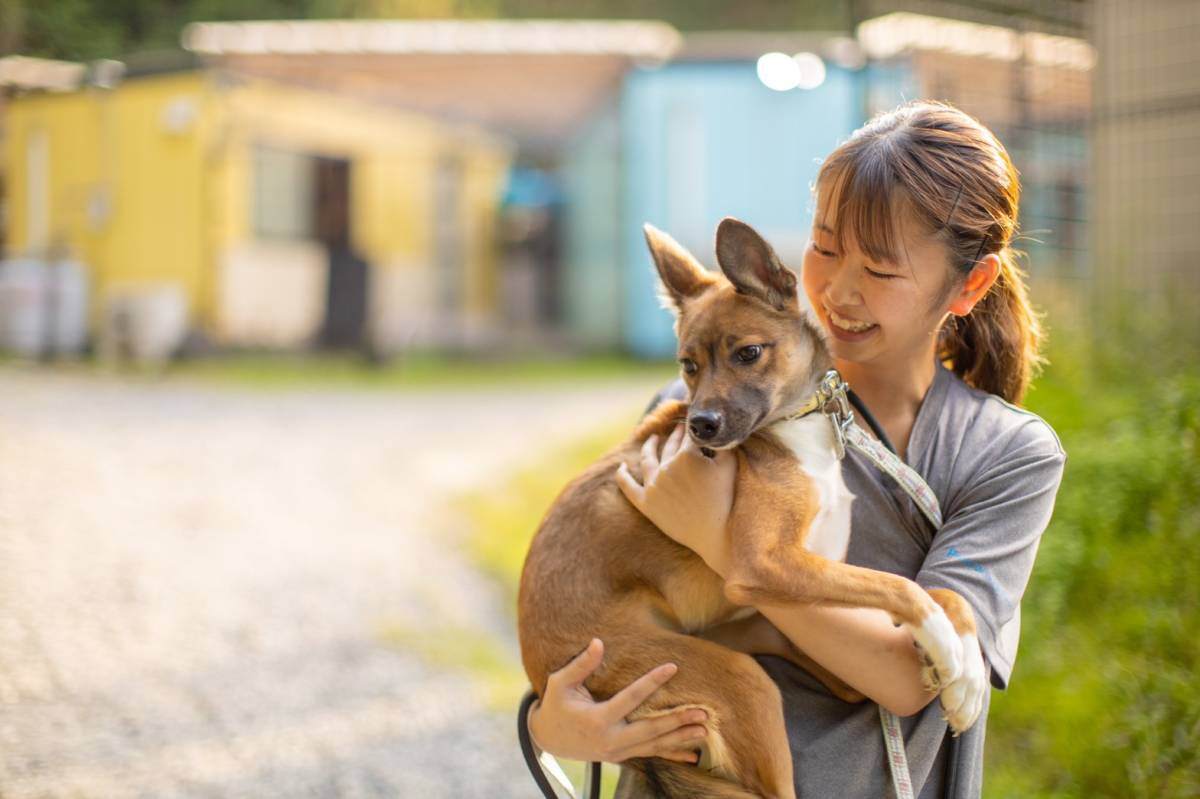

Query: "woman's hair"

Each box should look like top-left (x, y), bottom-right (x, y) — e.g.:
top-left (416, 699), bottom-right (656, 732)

top-left (815, 99), bottom-right (1045, 405)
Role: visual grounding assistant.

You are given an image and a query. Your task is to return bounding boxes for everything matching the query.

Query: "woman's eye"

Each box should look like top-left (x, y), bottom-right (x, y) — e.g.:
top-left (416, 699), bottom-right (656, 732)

top-left (865, 267), bottom-right (899, 280)
top-left (735, 345), bottom-right (763, 364)
top-left (812, 243), bottom-right (837, 258)
top-left (680, 358), bottom-right (698, 375)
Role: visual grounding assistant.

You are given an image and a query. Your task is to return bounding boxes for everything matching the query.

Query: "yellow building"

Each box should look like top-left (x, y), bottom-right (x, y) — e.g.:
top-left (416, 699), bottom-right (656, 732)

top-left (2, 66), bottom-right (513, 355)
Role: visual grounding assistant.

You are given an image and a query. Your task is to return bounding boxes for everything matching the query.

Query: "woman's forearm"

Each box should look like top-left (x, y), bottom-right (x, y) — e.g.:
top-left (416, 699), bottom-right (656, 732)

top-left (755, 602), bottom-right (936, 716)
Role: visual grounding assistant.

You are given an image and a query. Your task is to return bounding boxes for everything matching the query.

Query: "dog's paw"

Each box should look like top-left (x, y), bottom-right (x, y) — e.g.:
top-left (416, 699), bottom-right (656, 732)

top-left (938, 633), bottom-right (986, 735)
top-left (907, 609), bottom-right (963, 691)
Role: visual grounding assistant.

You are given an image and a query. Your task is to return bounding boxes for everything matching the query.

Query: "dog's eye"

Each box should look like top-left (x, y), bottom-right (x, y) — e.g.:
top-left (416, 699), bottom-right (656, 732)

top-left (735, 345), bottom-right (763, 364)
top-left (680, 358), bottom-right (698, 375)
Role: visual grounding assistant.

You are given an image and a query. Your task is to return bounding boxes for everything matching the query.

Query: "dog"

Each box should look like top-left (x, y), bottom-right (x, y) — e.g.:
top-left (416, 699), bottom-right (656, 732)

top-left (517, 219), bottom-right (983, 799)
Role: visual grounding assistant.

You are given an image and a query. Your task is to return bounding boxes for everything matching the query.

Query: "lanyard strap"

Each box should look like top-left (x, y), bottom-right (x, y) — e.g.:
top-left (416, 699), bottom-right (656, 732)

top-left (842, 423), bottom-right (945, 799)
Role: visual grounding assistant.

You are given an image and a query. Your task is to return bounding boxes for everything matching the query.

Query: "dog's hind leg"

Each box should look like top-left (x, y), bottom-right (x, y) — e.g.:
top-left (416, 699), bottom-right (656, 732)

top-left (589, 629), bottom-right (796, 799)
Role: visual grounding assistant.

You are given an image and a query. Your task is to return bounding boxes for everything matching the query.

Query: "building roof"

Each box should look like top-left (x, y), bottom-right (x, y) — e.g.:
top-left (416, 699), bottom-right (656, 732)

top-left (857, 12), bottom-right (1095, 70)
top-left (182, 19), bottom-right (681, 143)
top-left (0, 56), bottom-right (88, 92)
top-left (183, 19), bottom-right (681, 58)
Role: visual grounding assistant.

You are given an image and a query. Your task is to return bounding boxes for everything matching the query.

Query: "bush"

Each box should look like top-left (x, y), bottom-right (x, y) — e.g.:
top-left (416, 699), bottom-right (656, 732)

top-left (987, 330), bottom-right (1200, 798)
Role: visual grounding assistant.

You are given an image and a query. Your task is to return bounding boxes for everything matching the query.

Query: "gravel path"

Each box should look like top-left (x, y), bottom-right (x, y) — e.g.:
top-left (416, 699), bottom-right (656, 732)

top-left (0, 367), bottom-right (664, 798)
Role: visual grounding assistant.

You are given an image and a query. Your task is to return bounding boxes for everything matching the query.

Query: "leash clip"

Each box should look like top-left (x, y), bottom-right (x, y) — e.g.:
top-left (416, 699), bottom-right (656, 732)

top-left (817, 369), bottom-right (854, 460)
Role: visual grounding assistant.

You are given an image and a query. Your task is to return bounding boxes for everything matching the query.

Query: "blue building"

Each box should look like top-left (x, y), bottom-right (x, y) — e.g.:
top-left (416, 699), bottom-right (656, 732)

top-left (561, 38), bottom-right (867, 357)
top-left (556, 19), bottom-right (1089, 358)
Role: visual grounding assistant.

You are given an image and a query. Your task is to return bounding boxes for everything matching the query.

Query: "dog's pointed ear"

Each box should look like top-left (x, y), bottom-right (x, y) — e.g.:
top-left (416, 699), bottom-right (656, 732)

top-left (644, 223), bottom-right (715, 315)
top-left (715, 217), bottom-right (798, 312)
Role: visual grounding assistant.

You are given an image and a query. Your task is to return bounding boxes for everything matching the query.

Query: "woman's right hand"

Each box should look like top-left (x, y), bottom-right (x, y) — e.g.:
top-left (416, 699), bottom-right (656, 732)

top-left (527, 638), bottom-right (709, 765)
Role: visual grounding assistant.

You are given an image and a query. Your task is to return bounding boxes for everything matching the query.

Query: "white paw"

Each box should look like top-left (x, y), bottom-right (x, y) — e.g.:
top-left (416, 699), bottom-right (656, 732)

top-left (907, 610), bottom-right (963, 691)
top-left (938, 633), bottom-right (987, 735)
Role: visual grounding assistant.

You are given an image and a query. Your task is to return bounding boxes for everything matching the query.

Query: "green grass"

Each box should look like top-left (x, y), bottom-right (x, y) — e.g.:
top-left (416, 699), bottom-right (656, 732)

top-left (378, 622), bottom-right (531, 713)
top-left (0, 351), bottom-right (677, 392)
top-left (463, 418), bottom-right (638, 609)
top-left (459, 412), bottom-right (644, 799)
top-left (169, 352), bottom-right (675, 391)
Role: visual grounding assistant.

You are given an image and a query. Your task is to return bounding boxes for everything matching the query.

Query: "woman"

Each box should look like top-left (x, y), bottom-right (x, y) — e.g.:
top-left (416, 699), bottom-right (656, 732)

top-left (527, 100), bottom-right (1067, 798)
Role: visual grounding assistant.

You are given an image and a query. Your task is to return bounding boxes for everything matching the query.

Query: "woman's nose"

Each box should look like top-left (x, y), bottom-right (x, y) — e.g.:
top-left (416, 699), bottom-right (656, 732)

top-left (826, 258), bottom-right (862, 308)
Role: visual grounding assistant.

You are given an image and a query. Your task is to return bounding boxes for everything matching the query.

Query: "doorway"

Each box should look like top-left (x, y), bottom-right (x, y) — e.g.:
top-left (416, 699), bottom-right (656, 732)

top-left (315, 156), bottom-right (369, 349)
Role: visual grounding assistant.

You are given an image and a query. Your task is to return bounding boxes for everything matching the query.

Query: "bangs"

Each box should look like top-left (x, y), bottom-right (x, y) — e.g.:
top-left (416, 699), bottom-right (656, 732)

top-left (817, 147), bottom-right (932, 267)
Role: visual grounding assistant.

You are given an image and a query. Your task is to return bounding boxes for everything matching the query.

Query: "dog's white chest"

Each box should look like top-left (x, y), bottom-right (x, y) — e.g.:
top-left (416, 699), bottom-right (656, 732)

top-left (769, 415), bottom-right (855, 562)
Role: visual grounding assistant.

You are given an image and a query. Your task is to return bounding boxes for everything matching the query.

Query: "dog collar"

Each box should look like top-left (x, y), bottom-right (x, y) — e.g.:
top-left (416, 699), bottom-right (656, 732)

top-left (779, 369), bottom-right (855, 459)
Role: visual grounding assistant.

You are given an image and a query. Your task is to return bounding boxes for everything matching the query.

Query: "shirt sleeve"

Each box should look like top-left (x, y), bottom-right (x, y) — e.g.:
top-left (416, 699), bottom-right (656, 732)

top-left (915, 417), bottom-right (1067, 690)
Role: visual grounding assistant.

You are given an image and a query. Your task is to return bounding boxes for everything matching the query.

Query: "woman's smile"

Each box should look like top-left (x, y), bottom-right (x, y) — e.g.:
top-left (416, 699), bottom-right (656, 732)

top-left (824, 304), bottom-right (880, 341)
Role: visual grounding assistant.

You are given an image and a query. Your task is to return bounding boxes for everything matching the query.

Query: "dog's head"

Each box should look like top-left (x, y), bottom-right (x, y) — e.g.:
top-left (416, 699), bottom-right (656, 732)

top-left (645, 217), bottom-right (833, 450)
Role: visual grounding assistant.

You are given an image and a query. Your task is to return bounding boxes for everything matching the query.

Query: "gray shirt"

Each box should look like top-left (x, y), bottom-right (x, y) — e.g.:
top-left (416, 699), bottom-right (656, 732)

top-left (631, 359), bottom-right (1067, 798)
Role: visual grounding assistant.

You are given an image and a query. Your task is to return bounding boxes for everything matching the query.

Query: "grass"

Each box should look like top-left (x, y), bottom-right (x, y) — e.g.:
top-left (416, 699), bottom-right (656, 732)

top-left (375, 397), bottom-right (649, 799)
top-left (377, 623), bottom-right (531, 713)
top-left (0, 351), bottom-right (677, 392)
top-left (462, 418), bottom-right (639, 608)
top-left (459, 410), bottom-right (646, 799)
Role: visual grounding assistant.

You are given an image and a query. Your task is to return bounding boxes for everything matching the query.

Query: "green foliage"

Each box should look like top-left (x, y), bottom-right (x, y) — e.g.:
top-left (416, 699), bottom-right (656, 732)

top-left (0, 0), bottom-right (849, 62)
top-left (987, 327), bottom-right (1200, 798)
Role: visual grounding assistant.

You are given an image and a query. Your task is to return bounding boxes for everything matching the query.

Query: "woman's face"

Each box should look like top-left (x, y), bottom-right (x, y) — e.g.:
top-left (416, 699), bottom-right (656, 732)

top-left (801, 188), bottom-right (957, 370)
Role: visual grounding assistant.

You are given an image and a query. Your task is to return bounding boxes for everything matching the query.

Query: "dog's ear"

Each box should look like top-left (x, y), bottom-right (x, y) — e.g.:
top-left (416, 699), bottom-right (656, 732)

top-left (715, 217), bottom-right (798, 312)
top-left (644, 223), bottom-right (716, 315)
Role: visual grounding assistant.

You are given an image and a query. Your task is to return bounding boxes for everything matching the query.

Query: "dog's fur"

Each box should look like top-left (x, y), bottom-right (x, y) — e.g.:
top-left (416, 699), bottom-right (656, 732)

top-left (517, 219), bottom-right (980, 799)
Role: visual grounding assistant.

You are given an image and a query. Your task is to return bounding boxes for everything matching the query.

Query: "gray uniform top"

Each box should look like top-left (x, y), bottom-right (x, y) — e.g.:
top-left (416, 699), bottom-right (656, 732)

top-left (630, 358), bottom-right (1067, 798)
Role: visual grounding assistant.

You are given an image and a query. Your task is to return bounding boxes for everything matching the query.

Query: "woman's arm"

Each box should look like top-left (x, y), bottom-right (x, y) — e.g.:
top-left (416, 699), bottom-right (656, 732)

top-left (754, 604), bottom-right (934, 716)
top-left (615, 424), bottom-right (936, 716)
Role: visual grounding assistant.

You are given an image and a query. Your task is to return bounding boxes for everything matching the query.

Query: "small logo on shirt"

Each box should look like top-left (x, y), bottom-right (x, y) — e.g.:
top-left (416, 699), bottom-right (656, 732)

top-left (944, 546), bottom-right (1013, 604)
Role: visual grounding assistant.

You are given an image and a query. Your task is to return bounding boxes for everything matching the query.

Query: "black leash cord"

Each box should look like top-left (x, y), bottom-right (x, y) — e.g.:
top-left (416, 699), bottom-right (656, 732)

top-left (518, 690), bottom-right (563, 799)
top-left (518, 689), bottom-right (603, 799)
top-left (846, 388), bottom-right (897, 455)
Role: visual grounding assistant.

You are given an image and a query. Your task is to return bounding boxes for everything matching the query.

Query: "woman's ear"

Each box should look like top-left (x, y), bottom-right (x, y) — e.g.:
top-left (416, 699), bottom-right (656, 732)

top-left (948, 253), bottom-right (1001, 316)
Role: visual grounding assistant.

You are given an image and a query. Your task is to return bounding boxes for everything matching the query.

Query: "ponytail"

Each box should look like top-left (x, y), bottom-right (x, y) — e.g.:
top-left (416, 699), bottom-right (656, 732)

top-left (938, 246), bottom-right (1046, 405)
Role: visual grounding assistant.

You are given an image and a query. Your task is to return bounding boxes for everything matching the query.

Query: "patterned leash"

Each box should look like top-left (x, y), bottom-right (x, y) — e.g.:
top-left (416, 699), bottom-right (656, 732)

top-left (822, 372), bottom-right (947, 799)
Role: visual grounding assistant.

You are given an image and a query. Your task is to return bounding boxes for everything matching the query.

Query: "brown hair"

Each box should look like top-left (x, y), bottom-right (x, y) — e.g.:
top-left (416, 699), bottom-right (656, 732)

top-left (815, 100), bottom-right (1045, 405)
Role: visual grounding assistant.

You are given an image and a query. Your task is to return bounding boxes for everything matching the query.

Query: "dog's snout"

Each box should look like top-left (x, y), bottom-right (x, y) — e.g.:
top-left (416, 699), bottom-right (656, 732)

top-left (689, 411), bottom-right (724, 441)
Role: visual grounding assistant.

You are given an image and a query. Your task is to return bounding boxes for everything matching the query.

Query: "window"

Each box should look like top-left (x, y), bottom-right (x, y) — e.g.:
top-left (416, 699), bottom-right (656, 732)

top-left (252, 145), bottom-right (314, 240)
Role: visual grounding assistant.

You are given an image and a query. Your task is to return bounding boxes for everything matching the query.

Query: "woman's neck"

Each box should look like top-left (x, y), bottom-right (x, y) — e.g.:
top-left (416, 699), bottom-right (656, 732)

top-left (836, 351), bottom-right (938, 460)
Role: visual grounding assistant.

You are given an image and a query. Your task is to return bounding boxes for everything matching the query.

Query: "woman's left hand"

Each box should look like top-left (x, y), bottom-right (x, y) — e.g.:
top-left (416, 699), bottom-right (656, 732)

top-left (614, 423), bottom-right (737, 578)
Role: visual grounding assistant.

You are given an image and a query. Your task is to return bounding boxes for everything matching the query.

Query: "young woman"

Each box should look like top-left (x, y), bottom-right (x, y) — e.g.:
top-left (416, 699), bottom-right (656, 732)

top-left (526, 100), bottom-right (1067, 798)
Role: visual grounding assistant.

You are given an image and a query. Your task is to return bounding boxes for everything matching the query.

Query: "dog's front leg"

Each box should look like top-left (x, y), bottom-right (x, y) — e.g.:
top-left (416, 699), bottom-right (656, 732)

top-left (720, 509), bottom-right (965, 691)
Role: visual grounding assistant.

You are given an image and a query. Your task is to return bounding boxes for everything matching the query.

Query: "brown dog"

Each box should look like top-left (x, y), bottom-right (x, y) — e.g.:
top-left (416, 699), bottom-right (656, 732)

top-left (517, 219), bottom-right (979, 798)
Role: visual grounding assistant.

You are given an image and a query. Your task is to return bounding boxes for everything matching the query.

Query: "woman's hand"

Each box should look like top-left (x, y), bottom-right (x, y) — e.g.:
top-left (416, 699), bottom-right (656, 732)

top-left (615, 423), bottom-right (737, 577)
top-left (527, 638), bottom-right (709, 764)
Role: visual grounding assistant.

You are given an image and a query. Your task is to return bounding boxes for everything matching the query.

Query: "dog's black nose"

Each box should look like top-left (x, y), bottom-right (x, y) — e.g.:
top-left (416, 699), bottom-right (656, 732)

top-left (689, 411), bottom-right (723, 441)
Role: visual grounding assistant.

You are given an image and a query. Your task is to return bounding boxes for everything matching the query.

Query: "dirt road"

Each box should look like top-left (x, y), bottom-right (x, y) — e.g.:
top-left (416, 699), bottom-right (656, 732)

top-left (0, 367), bottom-right (664, 798)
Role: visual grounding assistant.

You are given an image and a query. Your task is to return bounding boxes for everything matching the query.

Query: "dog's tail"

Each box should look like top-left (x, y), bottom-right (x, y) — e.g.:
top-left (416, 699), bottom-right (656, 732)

top-left (622, 758), bottom-right (769, 799)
